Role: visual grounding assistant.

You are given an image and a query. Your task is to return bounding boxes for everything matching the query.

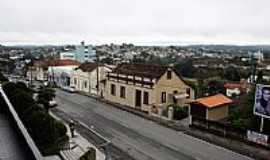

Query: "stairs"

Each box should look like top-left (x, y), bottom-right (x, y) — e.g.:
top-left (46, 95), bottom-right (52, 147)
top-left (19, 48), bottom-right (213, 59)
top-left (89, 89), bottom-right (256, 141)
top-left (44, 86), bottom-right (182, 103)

top-left (60, 141), bottom-right (85, 160)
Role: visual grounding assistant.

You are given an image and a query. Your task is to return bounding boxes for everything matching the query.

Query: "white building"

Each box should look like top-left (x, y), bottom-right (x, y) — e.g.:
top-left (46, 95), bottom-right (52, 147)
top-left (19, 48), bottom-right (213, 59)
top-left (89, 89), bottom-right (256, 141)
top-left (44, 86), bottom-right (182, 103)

top-left (71, 62), bottom-right (111, 96)
top-left (60, 41), bottom-right (96, 63)
top-left (249, 50), bottom-right (264, 62)
top-left (45, 59), bottom-right (81, 86)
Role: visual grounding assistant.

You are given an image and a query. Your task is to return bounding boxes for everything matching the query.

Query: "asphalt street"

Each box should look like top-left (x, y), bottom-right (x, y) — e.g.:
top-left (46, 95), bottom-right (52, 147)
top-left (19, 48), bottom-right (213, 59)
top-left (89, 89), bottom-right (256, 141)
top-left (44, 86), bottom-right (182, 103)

top-left (54, 89), bottom-right (253, 160)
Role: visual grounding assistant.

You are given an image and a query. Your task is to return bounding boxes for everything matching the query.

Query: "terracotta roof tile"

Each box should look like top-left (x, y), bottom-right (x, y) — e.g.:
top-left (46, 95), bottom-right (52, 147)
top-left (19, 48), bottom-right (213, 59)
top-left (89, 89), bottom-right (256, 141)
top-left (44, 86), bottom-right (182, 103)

top-left (194, 94), bottom-right (233, 108)
top-left (34, 59), bottom-right (80, 68)
top-left (224, 83), bottom-right (242, 89)
top-left (48, 59), bottom-right (81, 66)
top-left (76, 62), bottom-right (98, 72)
top-left (113, 63), bottom-right (168, 79)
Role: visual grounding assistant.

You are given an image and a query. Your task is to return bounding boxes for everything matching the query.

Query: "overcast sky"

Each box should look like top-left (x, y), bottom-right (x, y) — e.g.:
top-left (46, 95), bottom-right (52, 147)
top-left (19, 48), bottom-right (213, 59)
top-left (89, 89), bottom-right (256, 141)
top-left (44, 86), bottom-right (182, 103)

top-left (1, 0), bottom-right (270, 45)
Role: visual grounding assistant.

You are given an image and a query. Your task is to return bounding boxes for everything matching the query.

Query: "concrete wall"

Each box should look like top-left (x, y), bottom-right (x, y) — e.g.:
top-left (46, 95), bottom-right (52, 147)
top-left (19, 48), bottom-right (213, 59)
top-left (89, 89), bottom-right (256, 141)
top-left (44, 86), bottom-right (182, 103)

top-left (0, 86), bottom-right (43, 160)
top-left (207, 105), bottom-right (229, 121)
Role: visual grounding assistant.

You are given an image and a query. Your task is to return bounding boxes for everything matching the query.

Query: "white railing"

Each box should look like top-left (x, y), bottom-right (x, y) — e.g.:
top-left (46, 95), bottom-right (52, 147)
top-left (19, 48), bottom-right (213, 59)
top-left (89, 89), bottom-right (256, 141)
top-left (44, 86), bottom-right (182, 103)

top-left (0, 85), bottom-right (44, 160)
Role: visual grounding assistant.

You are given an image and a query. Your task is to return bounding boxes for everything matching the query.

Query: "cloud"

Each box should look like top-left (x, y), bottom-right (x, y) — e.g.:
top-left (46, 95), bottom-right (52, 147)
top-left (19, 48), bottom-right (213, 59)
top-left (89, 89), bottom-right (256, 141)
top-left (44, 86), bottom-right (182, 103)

top-left (0, 0), bottom-right (270, 45)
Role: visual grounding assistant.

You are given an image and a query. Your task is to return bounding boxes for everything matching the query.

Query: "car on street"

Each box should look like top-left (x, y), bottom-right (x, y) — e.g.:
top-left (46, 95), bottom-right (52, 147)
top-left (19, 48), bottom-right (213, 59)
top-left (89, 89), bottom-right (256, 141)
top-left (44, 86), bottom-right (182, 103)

top-left (62, 86), bottom-right (77, 93)
top-left (49, 100), bottom-right (58, 107)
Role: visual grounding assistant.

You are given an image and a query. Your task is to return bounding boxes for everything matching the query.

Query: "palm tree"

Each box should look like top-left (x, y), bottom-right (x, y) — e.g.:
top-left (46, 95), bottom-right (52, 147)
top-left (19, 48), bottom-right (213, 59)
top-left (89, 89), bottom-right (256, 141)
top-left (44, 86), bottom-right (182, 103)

top-left (37, 86), bottom-right (55, 113)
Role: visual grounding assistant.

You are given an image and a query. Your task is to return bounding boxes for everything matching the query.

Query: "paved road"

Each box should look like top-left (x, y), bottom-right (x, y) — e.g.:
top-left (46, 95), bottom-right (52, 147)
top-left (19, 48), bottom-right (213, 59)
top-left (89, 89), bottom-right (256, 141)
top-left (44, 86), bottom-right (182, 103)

top-left (55, 89), bottom-right (253, 160)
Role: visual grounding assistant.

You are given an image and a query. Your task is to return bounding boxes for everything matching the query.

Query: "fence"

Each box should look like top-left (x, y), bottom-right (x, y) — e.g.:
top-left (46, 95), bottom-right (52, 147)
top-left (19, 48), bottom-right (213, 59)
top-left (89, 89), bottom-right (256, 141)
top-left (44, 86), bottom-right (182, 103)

top-left (190, 116), bottom-right (270, 149)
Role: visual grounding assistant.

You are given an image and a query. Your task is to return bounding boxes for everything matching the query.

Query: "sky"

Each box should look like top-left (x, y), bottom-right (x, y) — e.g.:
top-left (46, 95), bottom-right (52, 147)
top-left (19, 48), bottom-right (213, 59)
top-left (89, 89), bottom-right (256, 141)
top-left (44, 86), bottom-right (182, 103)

top-left (0, 0), bottom-right (270, 45)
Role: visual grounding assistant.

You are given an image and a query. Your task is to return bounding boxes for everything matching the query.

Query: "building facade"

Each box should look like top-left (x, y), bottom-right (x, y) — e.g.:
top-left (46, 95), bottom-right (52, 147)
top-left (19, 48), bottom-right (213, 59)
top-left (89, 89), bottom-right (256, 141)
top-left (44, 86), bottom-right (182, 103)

top-left (190, 94), bottom-right (232, 121)
top-left (104, 63), bottom-right (194, 112)
top-left (70, 62), bottom-right (111, 95)
top-left (60, 41), bottom-right (96, 63)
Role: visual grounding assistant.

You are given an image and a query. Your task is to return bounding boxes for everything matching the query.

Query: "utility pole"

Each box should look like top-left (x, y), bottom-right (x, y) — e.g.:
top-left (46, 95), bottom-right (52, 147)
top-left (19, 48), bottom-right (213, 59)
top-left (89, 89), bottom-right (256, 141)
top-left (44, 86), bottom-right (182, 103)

top-left (96, 50), bottom-right (100, 96)
top-left (250, 52), bottom-right (264, 132)
top-left (29, 59), bottom-right (33, 86)
top-left (250, 52), bottom-right (257, 84)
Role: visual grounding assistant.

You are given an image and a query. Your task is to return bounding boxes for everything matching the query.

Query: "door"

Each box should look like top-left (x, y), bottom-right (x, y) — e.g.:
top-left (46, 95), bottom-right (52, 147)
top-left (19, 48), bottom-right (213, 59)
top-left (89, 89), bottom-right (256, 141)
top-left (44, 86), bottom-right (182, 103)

top-left (135, 90), bottom-right (142, 108)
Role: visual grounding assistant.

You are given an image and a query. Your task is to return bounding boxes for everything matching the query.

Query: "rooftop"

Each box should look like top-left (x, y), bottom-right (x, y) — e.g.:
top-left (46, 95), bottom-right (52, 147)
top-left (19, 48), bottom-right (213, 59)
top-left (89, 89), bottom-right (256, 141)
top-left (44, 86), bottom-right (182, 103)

top-left (193, 94), bottom-right (233, 108)
top-left (112, 63), bottom-right (169, 79)
top-left (34, 59), bottom-right (81, 68)
top-left (224, 83), bottom-right (242, 89)
top-left (76, 62), bottom-right (98, 72)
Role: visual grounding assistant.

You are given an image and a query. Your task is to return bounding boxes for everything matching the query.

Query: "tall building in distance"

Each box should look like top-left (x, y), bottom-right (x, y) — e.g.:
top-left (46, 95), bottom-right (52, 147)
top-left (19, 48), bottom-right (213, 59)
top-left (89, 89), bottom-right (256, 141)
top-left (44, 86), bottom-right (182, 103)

top-left (60, 41), bottom-right (96, 63)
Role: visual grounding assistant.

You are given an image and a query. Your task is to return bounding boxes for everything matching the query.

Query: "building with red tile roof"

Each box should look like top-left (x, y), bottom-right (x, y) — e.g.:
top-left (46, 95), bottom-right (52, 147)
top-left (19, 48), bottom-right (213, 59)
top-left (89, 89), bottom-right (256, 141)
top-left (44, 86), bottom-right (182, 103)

top-left (190, 94), bottom-right (233, 121)
top-left (224, 82), bottom-right (251, 97)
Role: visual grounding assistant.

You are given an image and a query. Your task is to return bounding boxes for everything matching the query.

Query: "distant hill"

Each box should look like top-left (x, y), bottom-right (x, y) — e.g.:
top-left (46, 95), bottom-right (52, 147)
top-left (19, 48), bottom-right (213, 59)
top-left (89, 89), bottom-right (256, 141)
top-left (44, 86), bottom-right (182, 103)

top-left (187, 45), bottom-right (270, 51)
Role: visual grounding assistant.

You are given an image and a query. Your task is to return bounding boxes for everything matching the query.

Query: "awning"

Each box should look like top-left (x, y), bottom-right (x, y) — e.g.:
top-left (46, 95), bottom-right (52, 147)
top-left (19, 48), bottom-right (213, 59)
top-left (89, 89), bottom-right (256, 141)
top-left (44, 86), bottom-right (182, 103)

top-left (174, 93), bottom-right (188, 99)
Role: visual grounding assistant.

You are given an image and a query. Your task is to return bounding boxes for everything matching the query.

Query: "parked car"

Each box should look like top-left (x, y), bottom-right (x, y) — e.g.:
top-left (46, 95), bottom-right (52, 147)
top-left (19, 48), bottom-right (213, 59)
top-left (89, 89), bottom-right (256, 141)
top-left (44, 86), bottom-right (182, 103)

top-left (43, 81), bottom-right (48, 86)
top-left (49, 100), bottom-right (57, 107)
top-left (33, 93), bottom-right (38, 101)
top-left (62, 86), bottom-right (77, 93)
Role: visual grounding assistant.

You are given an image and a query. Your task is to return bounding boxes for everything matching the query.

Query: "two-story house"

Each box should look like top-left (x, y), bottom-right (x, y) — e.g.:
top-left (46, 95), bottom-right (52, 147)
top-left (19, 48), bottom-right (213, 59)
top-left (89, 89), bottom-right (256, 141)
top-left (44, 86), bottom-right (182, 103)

top-left (104, 63), bottom-right (194, 112)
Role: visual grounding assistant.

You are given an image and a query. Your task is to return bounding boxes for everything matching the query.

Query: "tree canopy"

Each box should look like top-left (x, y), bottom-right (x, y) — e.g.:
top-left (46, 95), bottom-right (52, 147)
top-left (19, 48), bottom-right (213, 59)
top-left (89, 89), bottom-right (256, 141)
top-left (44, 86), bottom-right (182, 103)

top-left (37, 86), bottom-right (56, 112)
top-left (2, 82), bottom-right (67, 155)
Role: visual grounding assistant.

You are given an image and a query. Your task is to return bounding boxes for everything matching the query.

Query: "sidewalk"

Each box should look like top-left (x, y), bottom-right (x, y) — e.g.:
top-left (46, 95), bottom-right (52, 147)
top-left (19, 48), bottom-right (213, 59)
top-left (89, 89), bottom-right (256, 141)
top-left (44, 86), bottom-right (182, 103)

top-left (82, 93), bottom-right (270, 160)
top-left (50, 112), bottom-right (106, 160)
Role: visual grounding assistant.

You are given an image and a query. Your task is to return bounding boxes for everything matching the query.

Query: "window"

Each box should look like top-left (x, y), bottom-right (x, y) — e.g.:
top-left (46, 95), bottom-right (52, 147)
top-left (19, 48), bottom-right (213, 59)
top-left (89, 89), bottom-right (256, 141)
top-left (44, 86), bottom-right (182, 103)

top-left (186, 88), bottom-right (191, 98)
top-left (161, 92), bottom-right (166, 103)
top-left (120, 86), bottom-right (126, 98)
top-left (74, 78), bottom-right (77, 85)
top-left (84, 81), bottom-right (88, 88)
top-left (143, 91), bottom-right (149, 105)
top-left (111, 84), bottom-right (116, 96)
top-left (173, 90), bottom-right (178, 103)
top-left (167, 70), bottom-right (172, 79)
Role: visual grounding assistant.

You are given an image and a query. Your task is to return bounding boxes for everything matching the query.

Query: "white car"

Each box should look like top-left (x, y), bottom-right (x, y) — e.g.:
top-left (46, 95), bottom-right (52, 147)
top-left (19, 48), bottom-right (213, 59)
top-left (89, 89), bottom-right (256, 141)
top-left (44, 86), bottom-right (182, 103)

top-left (62, 86), bottom-right (77, 93)
top-left (49, 100), bottom-right (57, 107)
top-left (43, 81), bottom-right (48, 86)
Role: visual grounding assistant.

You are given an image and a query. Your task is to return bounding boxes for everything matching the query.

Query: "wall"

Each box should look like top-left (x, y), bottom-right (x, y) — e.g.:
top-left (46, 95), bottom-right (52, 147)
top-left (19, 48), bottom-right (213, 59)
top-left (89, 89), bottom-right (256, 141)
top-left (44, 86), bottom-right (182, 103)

top-left (207, 105), bottom-right (229, 121)
top-left (71, 67), bottom-right (108, 95)
top-left (154, 70), bottom-right (194, 107)
top-left (0, 86), bottom-right (42, 160)
top-left (104, 69), bottom-right (194, 112)
top-left (104, 79), bottom-right (154, 112)
top-left (226, 88), bottom-right (241, 97)
top-left (48, 65), bottom-right (78, 87)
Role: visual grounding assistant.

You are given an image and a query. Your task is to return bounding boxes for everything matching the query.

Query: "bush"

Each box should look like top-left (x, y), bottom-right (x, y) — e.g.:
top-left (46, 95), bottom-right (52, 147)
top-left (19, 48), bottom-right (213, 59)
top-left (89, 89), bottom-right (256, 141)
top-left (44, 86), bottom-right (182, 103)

top-left (167, 104), bottom-right (188, 120)
top-left (2, 82), bottom-right (68, 155)
top-left (0, 72), bottom-right (8, 83)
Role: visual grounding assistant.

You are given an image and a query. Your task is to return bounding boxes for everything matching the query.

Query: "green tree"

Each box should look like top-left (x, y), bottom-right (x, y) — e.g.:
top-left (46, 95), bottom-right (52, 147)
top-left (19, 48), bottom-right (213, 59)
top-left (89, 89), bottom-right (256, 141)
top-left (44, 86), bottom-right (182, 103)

top-left (228, 88), bottom-right (270, 134)
top-left (207, 80), bottom-right (225, 96)
top-left (37, 86), bottom-right (56, 113)
top-left (0, 72), bottom-right (8, 83)
top-left (224, 66), bottom-right (241, 81)
top-left (256, 70), bottom-right (263, 83)
top-left (175, 59), bottom-right (196, 78)
top-left (2, 82), bottom-right (68, 155)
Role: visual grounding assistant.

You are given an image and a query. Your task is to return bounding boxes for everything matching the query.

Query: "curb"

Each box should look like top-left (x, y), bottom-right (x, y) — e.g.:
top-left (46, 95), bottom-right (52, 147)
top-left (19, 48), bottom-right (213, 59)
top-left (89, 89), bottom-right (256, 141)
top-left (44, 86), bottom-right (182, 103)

top-left (78, 92), bottom-right (269, 160)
